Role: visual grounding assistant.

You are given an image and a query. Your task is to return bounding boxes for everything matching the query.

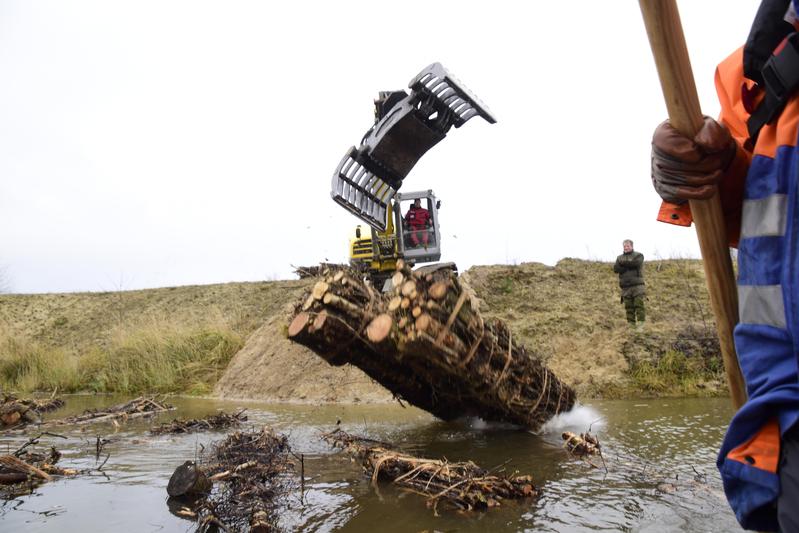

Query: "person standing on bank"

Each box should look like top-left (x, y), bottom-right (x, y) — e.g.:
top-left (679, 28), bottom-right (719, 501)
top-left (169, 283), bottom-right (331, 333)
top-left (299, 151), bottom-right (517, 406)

top-left (613, 240), bottom-right (645, 328)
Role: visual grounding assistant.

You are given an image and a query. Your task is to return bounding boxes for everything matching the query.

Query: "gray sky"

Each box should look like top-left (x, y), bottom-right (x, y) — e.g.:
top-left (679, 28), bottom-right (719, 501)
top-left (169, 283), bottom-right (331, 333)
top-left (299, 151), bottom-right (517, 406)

top-left (0, 1), bottom-right (760, 294)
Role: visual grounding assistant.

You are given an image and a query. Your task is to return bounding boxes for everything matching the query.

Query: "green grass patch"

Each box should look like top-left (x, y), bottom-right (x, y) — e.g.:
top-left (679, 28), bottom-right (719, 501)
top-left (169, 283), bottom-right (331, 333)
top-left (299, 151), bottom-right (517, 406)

top-left (0, 320), bottom-right (243, 394)
top-left (628, 350), bottom-right (724, 396)
top-left (0, 336), bottom-right (81, 392)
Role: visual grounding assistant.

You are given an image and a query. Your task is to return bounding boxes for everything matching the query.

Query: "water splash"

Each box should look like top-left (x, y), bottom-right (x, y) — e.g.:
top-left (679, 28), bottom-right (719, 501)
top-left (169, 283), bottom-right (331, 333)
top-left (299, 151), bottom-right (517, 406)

top-left (538, 404), bottom-right (604, 435)
top-left (463, 417), bottom-right (519, 431)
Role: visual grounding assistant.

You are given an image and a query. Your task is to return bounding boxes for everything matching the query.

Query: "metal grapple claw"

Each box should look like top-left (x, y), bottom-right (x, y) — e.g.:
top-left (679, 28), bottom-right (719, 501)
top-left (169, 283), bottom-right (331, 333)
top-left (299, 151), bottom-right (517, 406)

top-left (332, 62), bottom-right (495, 231)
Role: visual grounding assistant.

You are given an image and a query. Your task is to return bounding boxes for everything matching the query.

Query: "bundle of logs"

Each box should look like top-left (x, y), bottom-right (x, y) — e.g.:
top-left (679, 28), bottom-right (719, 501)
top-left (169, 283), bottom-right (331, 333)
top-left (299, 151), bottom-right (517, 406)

top-left (322, 429), bottom-right (538, 512)
top-left (0, 393), bottom-right (65, 430)
top-left (288, 262), bottom-right (576, 430)
top-left (167, 427), bottom-right (295, 532)
top-left (150, 410), bottom-right (248, 435)
top-left (46, 396), bottom-right (174, 427)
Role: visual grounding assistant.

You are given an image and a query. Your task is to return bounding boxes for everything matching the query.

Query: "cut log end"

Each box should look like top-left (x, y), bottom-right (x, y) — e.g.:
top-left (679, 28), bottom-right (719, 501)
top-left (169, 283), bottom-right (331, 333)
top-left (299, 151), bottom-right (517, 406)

top-left (367, 314), bottom-right (393, 343)
top-left (415, 313), bottom-right (433, 333)
top-left (391, 272), bottom-right (405, 289)
top-left (312, 311), bottom-right (328, 331)
top-left (401, 280), bottom-right (417, 297)
top-left (301, 294), bottom-right (316, 312)
top-left (288, 313), bottom-right (310, 338)
top-left (167, 461), bottom-right (211, 497)
top-left (312, 281), bottom-right (329, 301)
top-left (388, 296), bottom-right (402, 311)
top-left (429, 282), bottom-right (449, 300)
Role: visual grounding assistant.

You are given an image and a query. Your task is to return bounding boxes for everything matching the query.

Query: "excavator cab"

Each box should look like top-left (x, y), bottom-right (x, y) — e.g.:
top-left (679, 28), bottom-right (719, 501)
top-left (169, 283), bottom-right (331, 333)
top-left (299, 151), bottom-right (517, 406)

top-left (348, 189), bottom-right (441, 277)
top-left (394, 191), bottom-right (441, 264)
top-left (331, 62), bottom-right (495, 232)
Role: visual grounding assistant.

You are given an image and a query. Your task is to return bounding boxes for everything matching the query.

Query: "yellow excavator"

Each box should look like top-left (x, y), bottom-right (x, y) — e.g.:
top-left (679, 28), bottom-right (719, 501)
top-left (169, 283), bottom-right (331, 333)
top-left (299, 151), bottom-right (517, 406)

top-left (348, 189), bottom-right (445, 287)
top-left (331, 63), bottom-right (495, 288)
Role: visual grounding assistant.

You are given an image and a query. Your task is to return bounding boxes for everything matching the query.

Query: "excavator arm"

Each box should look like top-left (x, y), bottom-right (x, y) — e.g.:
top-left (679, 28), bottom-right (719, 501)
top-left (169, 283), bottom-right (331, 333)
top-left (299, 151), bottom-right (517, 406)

top-left (331, 62), bottom-right (496, 231)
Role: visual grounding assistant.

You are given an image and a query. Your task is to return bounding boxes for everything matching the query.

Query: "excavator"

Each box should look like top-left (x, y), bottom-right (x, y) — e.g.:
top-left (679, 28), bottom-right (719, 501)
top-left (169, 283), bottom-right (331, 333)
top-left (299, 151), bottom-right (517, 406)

top-left (331, 63), bottom-right (495, 288)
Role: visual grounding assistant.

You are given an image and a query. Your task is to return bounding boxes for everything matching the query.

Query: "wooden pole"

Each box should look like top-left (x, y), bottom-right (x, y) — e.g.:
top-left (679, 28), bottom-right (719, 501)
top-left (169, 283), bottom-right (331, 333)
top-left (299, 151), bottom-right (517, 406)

top-left (639, 0), bottom-right (747, 410)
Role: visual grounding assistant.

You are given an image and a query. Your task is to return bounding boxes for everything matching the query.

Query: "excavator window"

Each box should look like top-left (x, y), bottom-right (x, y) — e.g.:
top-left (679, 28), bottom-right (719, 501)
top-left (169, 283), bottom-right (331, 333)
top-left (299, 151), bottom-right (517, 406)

top-left (401, 198), bottom-right (436, 249)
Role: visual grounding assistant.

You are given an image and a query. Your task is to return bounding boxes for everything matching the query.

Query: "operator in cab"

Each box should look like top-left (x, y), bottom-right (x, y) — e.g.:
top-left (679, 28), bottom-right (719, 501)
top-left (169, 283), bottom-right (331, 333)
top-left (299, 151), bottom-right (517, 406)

top-left (404, 199), bottom-right (431, 248)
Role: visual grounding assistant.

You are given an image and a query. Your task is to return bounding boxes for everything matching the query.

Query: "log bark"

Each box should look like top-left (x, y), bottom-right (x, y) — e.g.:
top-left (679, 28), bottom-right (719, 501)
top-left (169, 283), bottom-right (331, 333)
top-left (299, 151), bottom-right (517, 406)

top-left (0, 455), bottom-right (51, 481)
top-left (288, 266), bottom-right (575, 430)
top-left (167, 461), bottom-right (212, 497)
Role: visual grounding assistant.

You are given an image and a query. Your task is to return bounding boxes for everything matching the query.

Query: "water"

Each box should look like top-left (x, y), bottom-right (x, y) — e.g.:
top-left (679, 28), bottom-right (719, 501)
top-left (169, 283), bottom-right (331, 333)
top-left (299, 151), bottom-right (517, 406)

top-left (0, 396), bottom-right (741, 532)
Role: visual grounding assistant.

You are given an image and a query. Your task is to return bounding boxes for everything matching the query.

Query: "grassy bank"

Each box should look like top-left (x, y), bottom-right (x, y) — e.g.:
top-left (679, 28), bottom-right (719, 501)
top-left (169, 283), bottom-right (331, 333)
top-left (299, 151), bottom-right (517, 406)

top-left (462, 258), bottom-right (727, 398)
top-left (0, 280), bottom-right (311, 394)
top-left (0, 320), bottom-right (242, 394)
top-left (0, 260), bottom-right (728, 399)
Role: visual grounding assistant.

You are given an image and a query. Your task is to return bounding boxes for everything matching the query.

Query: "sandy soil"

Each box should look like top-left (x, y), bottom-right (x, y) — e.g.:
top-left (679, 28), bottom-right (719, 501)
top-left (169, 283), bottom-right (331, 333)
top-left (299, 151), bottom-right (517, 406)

top-left (213, 303), bottom-right (393, 403)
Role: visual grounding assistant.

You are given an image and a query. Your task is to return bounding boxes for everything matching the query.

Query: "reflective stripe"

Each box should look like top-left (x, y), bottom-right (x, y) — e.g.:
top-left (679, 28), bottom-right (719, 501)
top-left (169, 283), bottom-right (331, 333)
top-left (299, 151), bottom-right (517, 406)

top-left (738, 285), bottom-right (787, 329)
top-left (740, 194), bottom-right (788, 238)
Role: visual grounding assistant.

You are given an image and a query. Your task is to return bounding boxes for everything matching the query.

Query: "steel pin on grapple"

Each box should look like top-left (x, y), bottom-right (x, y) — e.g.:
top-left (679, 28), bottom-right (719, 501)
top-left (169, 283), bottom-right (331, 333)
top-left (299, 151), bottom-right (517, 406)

top-left (331, 63), bottom-right (496, 231)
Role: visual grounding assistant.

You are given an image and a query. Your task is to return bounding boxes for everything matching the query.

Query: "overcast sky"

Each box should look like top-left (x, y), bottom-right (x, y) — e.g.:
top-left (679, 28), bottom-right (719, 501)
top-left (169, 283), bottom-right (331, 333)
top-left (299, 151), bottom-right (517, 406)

top-left (0, 1), bottom-right (761, 294)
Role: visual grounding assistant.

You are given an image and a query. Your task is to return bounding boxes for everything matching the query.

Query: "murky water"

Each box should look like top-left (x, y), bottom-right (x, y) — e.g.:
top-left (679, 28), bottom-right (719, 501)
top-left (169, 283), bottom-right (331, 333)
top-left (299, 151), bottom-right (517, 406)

top-left (0, 396), bottom-right (741, 532)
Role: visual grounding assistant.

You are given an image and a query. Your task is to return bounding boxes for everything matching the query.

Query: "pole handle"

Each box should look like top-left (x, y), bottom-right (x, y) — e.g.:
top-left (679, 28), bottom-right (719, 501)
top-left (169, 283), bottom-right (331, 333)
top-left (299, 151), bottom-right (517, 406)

top-left (639, 0), bottom-right (747, 409)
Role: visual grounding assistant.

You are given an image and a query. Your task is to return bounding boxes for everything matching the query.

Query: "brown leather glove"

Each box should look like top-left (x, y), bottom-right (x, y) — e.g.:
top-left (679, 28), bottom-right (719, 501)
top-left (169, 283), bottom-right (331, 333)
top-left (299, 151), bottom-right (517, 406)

top-left (651, 117), bottom-right (737, 204)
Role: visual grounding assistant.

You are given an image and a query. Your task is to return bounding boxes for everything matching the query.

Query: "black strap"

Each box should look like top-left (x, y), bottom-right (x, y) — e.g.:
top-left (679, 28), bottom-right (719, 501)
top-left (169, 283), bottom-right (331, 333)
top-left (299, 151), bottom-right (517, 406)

top-left (743, 0), bottom-right (794, 86)
top-left (748, 32), bottom-right (799, 144)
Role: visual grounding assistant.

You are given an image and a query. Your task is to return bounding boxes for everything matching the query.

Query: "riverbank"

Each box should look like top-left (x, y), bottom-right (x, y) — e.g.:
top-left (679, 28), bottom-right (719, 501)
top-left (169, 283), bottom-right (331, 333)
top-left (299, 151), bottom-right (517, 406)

top-left (0, 259), bottom-right (727, 400)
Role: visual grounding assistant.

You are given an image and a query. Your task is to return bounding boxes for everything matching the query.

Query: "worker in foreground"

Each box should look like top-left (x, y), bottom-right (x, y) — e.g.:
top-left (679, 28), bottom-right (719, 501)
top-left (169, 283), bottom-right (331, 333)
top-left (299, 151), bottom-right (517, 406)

top-left (613, 239), bottom-right (646, 328)
top-left (649, 1), bottom-right (799, 529)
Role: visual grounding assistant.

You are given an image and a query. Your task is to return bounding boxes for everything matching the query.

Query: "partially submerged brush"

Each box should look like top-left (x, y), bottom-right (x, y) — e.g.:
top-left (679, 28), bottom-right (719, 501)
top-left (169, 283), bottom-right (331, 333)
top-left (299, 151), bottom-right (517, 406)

top-left (169, 427), bottom-right (296, 532)
top-left (322, 428), bottom-right (539, 513)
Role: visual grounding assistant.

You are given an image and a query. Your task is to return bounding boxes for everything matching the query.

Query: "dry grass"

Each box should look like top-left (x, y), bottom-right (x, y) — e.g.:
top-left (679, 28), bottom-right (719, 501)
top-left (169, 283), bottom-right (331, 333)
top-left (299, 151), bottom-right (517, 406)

top-left (0, 261), bottom-right (727, 399)
top-left (0, 280), bottom-right (311, 394)
top-left (461, 258), bottom-right (725, 398)
top-left (0, 319), bottom-right (243, 394)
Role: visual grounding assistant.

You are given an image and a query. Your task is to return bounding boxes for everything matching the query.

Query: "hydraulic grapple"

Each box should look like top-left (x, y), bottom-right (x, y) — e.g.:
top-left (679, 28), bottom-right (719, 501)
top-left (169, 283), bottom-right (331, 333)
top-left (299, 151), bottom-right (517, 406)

top-left (331, 63), bottom-right (496, 231)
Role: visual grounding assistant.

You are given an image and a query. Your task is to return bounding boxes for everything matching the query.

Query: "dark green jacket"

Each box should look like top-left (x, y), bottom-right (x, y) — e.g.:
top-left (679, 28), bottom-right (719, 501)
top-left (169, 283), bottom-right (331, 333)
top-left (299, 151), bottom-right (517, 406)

top-left (613, 251), bottom-right (645, 295)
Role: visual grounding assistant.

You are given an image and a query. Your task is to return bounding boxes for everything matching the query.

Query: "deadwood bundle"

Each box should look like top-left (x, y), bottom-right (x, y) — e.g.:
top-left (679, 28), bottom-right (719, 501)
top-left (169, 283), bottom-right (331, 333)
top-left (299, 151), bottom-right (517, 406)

top-left (44, 396), bottom-right (174, 427)
top-left (0, 393), bottom-right (65, 430)
top-left (150, 410), bottom-right (247, 435)
top-left (322, 429), bottom-right (539, 512)
top-left (0, 435), bottom-right (80, 498)
top-left (288, 263), bottom-right (575, 431)
top-left (168, 427), bottom-right (295, 532)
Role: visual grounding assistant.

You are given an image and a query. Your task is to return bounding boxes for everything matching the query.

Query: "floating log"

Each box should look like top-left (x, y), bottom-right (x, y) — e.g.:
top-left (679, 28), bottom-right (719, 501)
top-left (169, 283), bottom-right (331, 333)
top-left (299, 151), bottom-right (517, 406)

top-left (167, 461), bottom-right (212, 497)
top-left (0, 436), bottom-right (82, 498)
top-left (44, 396), bottom-right (174, 427)
top-left (323, 429), bottom-right (539, 512)
top-left (0, 455), bottom-right (51, 482)
top-left (288, 266), bottom-right (576, 430)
